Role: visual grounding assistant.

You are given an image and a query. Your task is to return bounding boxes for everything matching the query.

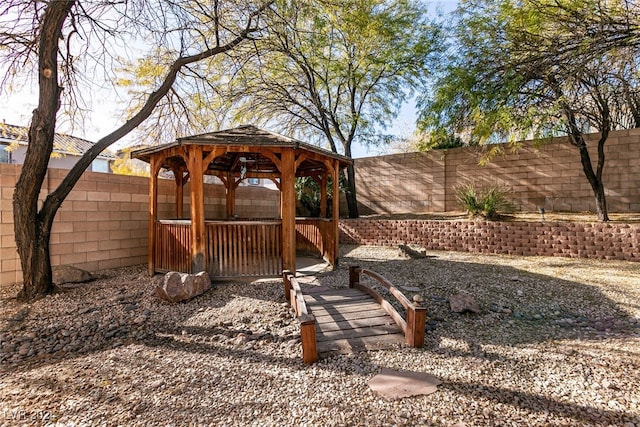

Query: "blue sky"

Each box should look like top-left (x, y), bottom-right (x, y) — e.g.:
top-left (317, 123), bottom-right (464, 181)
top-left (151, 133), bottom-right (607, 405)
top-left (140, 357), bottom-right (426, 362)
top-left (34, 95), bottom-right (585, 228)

top-left (0, 0), bottom-right (459, 158)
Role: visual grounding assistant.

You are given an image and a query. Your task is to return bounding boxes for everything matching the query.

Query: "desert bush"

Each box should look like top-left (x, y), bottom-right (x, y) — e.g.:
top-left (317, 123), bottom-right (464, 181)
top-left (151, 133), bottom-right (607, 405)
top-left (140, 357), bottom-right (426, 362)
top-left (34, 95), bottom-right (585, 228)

top-left (456, 183), bottom-right (514, 219)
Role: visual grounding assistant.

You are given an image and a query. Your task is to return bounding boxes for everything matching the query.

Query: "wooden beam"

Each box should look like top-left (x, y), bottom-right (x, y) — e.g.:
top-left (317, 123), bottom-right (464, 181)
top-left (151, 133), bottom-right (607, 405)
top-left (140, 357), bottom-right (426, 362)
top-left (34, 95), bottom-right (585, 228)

top-left (259, 148), bottom-right (281, 171)
top-left (294, 152), bottom-right (307, 172)
top-left (229, 153), bottom-right (242, 173)
top-left (270, 178), bottom-right (282, 191)
top-left (148, 155), bottom-right (163, 276)
top-left (281, 148), bottom-right (296, 274)
top-left (225, 172), bottom-right (236, 218)
top-left (187, 145), bottom-right (206, 273)
top-left (172, 166), bottom-right (185, 219)
top-left (202, 147), bottom-right (224, 173)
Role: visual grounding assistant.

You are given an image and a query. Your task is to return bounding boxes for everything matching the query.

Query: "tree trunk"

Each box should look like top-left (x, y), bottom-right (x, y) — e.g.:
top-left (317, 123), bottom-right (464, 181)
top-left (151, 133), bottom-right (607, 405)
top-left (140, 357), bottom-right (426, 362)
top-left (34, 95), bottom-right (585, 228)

top-left (344, 163), bottom-right (359, 218)
top-left (14, 0), bottom-right (75, 301)
top-left (558, 93), bottom-right (610, 222)
top-left (592, 181), bottom-right (609, 222)
top-left (575, 135), bottom-right (610, 222)
top-left (12, 1), bottom-right (267, 301)
top-left (340, 136), bottom-right (359, 218)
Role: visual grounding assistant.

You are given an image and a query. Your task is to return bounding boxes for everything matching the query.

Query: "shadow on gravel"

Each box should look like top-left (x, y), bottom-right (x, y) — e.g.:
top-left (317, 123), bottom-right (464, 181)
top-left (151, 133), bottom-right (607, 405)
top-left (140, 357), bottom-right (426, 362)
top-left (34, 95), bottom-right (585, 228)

top-left (309, 249), bottom-right (640, 425)
top-left (330, 252), bottom-right (639, 349)
top-left (443, 379), bottom-right (629, 425)
top-left (0, 272), bottom-right (301, 372)
top-left (2, 252), bottom-right (639, 425)
top-left (2, 253), bottom-right (637, 369)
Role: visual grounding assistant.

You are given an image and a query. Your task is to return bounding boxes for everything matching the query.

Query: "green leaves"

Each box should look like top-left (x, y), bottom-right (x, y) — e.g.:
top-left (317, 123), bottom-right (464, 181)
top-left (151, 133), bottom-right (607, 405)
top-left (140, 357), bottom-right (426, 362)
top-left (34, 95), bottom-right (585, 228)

top-left (419, 0), bottom-right (640, 147)
top-left (228, 0), bottom-right (441, 154)
top-left (455, 183), bottom-right (514, 220)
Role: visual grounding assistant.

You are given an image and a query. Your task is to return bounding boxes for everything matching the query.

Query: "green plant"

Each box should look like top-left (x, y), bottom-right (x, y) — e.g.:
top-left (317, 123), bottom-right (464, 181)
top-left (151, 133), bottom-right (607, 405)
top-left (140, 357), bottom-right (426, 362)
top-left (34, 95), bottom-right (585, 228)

top-left (456, 183), bottom-right (514, 219)
top-left (295, 176), bottom-right (323, 217)
top-left (455, 183), bottom-right (482, 215)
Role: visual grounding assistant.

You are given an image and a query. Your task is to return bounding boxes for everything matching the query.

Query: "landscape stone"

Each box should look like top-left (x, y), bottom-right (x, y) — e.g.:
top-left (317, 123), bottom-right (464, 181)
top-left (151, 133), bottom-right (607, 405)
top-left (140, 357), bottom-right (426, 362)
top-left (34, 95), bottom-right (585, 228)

top-left (156, 271), bottom-right (212, 303)
top-left (53, 265), bottom-right (94, 285)
top-left (367, 368), bottom-right (441, 399)
top-left (449, 292), bottom-right (480, 313)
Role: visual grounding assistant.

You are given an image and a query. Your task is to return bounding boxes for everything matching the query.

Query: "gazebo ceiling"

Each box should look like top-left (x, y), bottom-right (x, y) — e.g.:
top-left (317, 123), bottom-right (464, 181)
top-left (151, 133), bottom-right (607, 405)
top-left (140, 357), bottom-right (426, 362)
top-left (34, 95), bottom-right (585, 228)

top-left (131, 125), bottom-right (351, 178)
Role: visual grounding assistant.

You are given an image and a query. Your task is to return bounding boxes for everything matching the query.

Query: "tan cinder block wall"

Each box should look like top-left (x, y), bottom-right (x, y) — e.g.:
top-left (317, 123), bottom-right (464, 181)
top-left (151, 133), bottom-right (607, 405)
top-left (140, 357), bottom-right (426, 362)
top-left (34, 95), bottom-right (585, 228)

top-left (0, 164), bottom-right (280, 286)
top-left (355, 129), bottom-right (640, 214)
top-left (340, 219), bottom-right (640, 262)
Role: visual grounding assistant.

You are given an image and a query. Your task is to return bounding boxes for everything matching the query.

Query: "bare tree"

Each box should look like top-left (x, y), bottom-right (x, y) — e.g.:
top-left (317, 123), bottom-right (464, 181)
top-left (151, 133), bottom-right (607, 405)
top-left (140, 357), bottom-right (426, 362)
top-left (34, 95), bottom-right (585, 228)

top-left (0, 0), bottom-right (272, 301)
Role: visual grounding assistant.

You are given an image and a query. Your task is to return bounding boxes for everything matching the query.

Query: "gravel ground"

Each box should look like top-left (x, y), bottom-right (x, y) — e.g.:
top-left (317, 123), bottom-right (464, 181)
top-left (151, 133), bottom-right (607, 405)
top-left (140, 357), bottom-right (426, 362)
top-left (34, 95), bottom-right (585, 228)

top-left (1, 245), bottom-right (639, 426)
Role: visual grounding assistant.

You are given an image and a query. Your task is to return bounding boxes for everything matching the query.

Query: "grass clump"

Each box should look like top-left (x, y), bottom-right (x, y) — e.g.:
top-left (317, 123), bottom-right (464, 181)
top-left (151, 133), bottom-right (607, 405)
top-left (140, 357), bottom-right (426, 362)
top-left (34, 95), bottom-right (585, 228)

top-left (456, 183), bottom-right (514, 220)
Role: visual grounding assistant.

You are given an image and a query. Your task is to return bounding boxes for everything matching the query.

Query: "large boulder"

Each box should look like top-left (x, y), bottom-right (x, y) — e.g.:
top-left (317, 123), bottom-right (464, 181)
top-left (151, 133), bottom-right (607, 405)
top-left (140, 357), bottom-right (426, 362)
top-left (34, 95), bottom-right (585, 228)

top-left (449, 292), bottom-right (480, 314)
top-left (53, 265), bottom-right (94, 285)
top-left (157, 271), bottom-right (211, 303)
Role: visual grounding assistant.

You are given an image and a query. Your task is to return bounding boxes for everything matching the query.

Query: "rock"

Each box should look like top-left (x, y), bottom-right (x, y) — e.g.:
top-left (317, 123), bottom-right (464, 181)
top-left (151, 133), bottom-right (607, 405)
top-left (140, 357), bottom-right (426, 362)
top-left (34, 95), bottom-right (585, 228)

top-left (156, 271), bottom-right (212, 303)
top-left (18, 344), bottom-right (31, 356)
top-left (133, 315), bottom-right (147, 325)
top-left (367, 368), bottom-right (441, 399)
top-left (398, 244), bottom-right (429, 259)
top-left (52, 265), bottom-right (94, 285)
top-left (449, 292), bottom-right (480, 314)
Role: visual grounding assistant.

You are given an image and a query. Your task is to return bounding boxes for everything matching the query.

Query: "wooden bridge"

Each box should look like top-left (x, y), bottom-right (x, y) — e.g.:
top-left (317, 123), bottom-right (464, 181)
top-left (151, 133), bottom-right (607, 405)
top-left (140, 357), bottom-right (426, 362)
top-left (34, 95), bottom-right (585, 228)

top-left (284, 266), bottom-right (427, 363)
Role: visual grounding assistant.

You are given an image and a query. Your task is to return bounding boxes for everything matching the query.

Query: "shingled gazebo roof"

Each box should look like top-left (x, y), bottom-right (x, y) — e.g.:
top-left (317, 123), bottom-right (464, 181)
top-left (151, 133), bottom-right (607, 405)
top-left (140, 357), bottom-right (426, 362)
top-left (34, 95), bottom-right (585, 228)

top-left (131, 125), bottom-right (351, 177)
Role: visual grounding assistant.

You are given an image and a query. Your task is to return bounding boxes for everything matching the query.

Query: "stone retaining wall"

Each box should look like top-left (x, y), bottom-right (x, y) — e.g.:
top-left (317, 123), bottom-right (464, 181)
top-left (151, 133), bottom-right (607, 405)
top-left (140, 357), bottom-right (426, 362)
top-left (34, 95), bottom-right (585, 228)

top-left (339, 219), bottom-right (640, 262)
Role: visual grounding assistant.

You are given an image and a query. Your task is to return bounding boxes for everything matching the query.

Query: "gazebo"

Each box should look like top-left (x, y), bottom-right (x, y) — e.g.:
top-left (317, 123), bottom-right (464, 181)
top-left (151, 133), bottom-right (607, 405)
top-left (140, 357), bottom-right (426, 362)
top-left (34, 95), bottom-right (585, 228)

top-left (131, 125), bottom-right (351, 279)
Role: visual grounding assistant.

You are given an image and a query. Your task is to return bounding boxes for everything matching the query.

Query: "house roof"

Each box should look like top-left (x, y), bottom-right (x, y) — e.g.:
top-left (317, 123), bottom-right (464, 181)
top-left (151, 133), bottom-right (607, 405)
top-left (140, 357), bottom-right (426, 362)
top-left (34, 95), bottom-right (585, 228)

top-left (131, 125), bottom-right (351, 178)
top-left (0, 122), bottom-right (117, 160)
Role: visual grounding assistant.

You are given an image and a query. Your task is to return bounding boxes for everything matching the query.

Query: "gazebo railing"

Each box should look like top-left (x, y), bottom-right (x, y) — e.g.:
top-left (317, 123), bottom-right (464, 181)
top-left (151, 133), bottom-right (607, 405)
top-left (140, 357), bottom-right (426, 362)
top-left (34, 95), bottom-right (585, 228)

top-left (295, 218), bottom-right (334, 261)
top-left (155, 220), bottom-right (192, 273)
top-left (154, 218), bottom-right (334, 278)
top-left (206, 220), bottom-right (282, 278)
top-left (154, 219), bottom-right (282, 277)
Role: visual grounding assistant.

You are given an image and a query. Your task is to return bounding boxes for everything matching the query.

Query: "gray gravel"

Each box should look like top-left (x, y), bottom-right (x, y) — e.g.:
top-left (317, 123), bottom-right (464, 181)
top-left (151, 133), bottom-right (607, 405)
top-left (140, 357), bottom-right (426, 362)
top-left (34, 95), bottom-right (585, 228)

top-left (1, 245), bottom-right (639, 426)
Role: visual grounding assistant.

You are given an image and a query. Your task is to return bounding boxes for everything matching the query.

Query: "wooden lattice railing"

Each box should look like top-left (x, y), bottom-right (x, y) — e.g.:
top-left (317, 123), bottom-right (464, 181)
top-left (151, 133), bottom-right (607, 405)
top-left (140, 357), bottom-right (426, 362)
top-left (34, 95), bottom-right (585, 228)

top-left (349, 265), bottom-right (427, 347)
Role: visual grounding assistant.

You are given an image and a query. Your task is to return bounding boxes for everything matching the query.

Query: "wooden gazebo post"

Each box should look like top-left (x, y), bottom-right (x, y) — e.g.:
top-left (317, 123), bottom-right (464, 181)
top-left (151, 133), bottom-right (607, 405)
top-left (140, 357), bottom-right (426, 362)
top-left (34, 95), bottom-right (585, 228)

top-left (148, 156), bottom-right (159, 276)
top-left (187, 146), bottom-right (206, 273)
top-left (281, 148), bottom-right (297, 273)
top-left (223, 174), bottom-right (240, 218)
top-left (171, 166), bottom-right (186, 218)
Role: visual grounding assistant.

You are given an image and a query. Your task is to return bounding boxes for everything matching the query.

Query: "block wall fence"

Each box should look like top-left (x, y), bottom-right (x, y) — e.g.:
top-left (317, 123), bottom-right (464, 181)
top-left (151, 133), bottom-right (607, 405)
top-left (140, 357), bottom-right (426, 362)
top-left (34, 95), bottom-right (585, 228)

top-left (354, 128), bottom-right (640, 214)
top-left (339, 219), bottom-right (640, 262)
top-left (0, 164), bottom-right (280, 286)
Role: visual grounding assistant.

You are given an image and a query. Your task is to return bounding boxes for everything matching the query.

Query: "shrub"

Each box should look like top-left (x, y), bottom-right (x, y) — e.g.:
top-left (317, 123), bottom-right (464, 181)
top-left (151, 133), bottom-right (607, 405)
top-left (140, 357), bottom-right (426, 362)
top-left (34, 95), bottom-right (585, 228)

top-left (456, 183), bottom-right (514, 219)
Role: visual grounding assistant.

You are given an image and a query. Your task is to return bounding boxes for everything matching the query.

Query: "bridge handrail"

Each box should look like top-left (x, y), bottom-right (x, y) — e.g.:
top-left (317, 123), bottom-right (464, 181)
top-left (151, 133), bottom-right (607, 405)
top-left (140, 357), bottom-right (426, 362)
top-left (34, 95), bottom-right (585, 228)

top-left (283, 270), bottom-right (318, 363)
top-left (349, 265), bottom-right (427, 347)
